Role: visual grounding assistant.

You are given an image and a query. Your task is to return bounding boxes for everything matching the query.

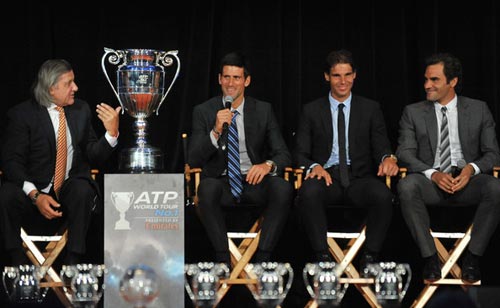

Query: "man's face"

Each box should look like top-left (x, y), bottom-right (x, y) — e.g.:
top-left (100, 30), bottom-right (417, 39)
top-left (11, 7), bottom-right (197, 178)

top-left (324, 63), bottom-right (356, 102)
top-left (218, 65), bottom-right (250, 103)
top-left (424, 63), bottom-right (457, 105)
top-left (50, 70), bottom-right (78, 107)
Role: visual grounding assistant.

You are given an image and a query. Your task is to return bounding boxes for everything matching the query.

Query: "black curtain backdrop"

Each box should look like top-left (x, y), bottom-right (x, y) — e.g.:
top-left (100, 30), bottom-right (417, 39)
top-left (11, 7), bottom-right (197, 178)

top-left (1, 1), bottom-right (500, 307)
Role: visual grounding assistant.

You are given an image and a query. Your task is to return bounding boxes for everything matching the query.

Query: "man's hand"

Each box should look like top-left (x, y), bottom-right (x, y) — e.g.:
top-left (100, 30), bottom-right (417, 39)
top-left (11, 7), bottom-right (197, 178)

top-left (33, 193), bottom-right (63, 220)
top-left (246, 163), bottom-right (271, 185)
top-left (97, 103), bottom-right (121, 137)
top-left (432, 165), bottom-right (473, 194)
top-left (378, 157), bottom-right (399, 177)
top-left (304, 165), bottom-right (332, 186)
top-left (215, 109), bottom-right (232, 135)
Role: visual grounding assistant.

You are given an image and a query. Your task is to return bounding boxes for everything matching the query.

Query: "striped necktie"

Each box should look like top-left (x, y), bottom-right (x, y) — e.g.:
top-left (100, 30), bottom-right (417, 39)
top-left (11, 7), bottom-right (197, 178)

top-left (227, 111), bottom-right (243, 200)
top-left (54, 106), bottom-right (67, 197)
top-left (440, 106), bottom-right (452, 174)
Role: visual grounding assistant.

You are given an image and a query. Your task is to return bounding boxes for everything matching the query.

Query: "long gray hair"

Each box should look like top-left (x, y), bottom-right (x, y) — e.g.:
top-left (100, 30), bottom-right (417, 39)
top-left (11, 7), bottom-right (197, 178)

top-left (32, 59), bottom-right (73, 107)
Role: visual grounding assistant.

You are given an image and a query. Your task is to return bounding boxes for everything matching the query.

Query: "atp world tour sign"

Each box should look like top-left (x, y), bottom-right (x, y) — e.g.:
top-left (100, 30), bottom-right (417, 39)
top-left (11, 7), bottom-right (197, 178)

top-left (104, 174), bottom-right (184, 308)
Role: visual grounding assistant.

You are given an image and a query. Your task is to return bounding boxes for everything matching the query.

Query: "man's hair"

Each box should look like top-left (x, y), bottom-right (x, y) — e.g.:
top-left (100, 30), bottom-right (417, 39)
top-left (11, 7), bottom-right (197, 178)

top-left (425, 52), bottom-right (463, 93)
top-left (324, 49), bottom-right (356, 74)
top-left (32, 59), bottom-right (73, 107)
top-left (219, 52), bottom-right (251, 78)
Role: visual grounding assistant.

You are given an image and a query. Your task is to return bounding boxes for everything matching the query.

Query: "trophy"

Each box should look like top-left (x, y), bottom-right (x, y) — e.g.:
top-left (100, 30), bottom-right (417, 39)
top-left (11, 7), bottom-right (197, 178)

top-left (102, 47), bottom-right (180, 173)
top-left (119, 264), bottom-right (160, 307)
top-left (363, 262), bottom-right (412, 307)
top-left (303, 262), bottom-right (349, 307)
top-left (2, 265), bottom-right (48, 303)
top-left (60, 264), bottom-right (106, 308)
top-left (184, 262), bottom-right (230, 308)
top-left (248, 262), bottom-right (294, 308)
top-left (111, 191), bottom-right (134, 230)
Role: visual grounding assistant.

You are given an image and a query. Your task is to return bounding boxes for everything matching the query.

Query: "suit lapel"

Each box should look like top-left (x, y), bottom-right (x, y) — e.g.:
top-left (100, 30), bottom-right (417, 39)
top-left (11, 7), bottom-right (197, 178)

top-left (424, 102), bottom-right (438, 156)
top-left (457, 97), bottom-right (470, 149)
top-left (319, 98), bottom-right (333, 155)
top-left (65, 106), bottom-right (78, 147)
top-left (243, 98), bottom-right (257, 160)
top-left (348, 97), bottom-right (360, 150)
top-left (39, 106), bottom-right (57, 155)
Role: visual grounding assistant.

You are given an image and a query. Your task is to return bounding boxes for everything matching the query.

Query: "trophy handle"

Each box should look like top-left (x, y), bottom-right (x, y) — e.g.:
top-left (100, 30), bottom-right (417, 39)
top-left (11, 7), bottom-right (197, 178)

top-left (155, 50), bottom-right (181, 116)
top-left (397, 263), bottom-right (412, 301)
top-left (184, 264), bottom-right (200, 301)
top-left (2, 267), bottom-right (17, 298)
top-left (102, 47), bottom-right (126, 114)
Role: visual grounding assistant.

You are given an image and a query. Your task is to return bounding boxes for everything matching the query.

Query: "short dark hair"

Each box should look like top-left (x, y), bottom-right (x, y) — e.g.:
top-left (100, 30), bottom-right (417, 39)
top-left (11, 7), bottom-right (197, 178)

top-left (425, 52), bottom-right (463, 93)
top-left (324, 49), bottom-right (356, 74)
top-left (219, 51), bottom-right (251, 77)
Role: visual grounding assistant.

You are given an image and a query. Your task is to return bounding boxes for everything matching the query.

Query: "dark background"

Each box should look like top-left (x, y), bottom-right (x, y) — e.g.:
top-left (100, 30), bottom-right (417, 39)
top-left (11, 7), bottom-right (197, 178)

top-left (1, 1), bottom-right (500, 307)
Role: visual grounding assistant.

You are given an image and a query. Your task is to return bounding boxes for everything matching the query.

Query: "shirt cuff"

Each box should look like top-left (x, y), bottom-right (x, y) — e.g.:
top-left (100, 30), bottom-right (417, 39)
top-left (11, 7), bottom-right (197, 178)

top-left (105, 131), bottom-right (119, 147)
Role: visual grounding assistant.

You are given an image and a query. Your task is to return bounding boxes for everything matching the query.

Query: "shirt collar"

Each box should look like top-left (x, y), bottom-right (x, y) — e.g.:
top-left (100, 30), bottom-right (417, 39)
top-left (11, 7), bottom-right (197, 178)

top-left (434, 95), bottom-right (457, 111)
top-left (328, 92), bottom-right (352, 110)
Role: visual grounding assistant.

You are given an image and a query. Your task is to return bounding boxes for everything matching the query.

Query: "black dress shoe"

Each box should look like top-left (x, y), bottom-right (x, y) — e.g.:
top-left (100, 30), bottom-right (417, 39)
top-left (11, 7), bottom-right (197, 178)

top-left (423, 254), bottom-right (441, 282)
top-left (461, 251), bottom-right (481, 283)
top-left (359, 251), bottom-right (378, 278)
top-left (315, 251), bottom-right (333, 262)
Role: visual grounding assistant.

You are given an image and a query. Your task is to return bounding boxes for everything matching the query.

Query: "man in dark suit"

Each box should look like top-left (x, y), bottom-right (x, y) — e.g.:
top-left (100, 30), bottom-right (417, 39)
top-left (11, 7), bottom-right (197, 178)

top-left (396, 53), bottom-right (500, 283)
top-left (188, 51), bottom-right (292, 264)
top-left (0, 59), bottom-right (121, 265)
top-left (293, 49), bottom-right (399, 268)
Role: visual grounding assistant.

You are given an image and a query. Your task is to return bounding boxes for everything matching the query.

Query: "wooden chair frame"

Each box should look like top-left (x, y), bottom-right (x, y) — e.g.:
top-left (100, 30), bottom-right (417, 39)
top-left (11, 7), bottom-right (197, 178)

top-left (295, 168), bottom-right (392, 308)
top-left (183, 133), bottom-right (291, 306)
top-left (404, 167), bottom-right (500, 308)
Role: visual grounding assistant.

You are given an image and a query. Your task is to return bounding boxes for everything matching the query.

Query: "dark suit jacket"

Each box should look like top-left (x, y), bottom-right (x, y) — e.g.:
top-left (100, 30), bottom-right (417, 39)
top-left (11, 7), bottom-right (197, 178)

top-left (293, 95), bottom-right (393, 178)
top-left (188, 96), bottom-right (291, 178)
top-left (396, 96), bottom-right (500, 173)
top-left (1, 98), bottom-right (115, 195)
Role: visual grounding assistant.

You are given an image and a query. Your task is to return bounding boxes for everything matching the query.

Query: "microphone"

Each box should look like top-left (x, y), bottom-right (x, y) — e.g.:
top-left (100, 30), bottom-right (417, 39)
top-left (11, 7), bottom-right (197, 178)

top-left (457, 159), bottom-right (467, 170)
top-left (220, 96), bottom-right (233, 151)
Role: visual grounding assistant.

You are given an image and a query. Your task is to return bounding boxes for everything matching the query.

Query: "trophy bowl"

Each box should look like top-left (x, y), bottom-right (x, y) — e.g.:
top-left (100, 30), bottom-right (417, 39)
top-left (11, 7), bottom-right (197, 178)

top-left (60, 263), bottom-right (107, 308)
top-left (102, 47), bottom-right (180, 173)
top-left (2, 265), bottom-right (48, 303)
top-left (119, 264), bottom-right (160, 307)
top-left (248, 262), bottom-right (294, 308)
top-left (184, 262), bottom-right (229, 308)
top-left (303, 262), bottom-right (348, 306)
top-left (363, 262), bottom-right (412, 307)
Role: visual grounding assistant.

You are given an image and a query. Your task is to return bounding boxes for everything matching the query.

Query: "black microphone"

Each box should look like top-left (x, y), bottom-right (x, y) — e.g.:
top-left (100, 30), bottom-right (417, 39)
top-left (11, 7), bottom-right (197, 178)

top-left (220, 96), bottom-right (233, 151)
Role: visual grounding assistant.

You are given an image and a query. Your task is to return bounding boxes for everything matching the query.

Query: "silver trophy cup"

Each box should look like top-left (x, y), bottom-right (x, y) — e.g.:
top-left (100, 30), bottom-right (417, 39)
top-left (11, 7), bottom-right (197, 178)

top-left (303, 262), bottom-right (349, 307)
top-left (184, 262), bottom-right (230, 308)
top-left (249, 262), bottom-right (294, 308)
top-left (101, 47), bottom-right (180, 173)
top-left (363, 262), bottom-right (412, 307)
top-left (2, 265), bottom-right (48, 303)
top-left (119, 264), bottom-right (160, 307)
top-left (60, 263), bottom-right (107, 308)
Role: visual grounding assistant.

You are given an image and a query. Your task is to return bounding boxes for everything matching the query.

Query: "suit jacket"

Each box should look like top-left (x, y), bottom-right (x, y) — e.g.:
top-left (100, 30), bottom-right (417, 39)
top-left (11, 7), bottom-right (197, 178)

top-left (188, 96), bottom-right (291, 178)
top-left (293, 95), bottom-right (393, 178)
top-left (1, 98), bottom-right (115, 192)
top-left (396, 96), bottom-right (500, 173)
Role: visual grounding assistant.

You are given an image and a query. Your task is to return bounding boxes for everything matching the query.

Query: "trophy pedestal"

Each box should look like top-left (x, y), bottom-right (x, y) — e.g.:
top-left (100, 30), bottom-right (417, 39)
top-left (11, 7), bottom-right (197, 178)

top-left (119, 146), bottom-right (164, 173)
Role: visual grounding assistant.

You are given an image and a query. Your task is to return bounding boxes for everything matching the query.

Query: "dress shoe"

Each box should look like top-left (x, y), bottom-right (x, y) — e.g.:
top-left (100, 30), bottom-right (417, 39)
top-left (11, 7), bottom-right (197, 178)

top-left (461, 251), bottom-right (481, 283)
top-left (359, 250), bottom-right (378, 278)
top-left (64, 251), bottom-right (83, 265)
top-left (253, 250), bottom-right (271, 263)
top-left (423, 254), bottom-right (441, 282)
top-left (314, 251), bottom-right (333, 262)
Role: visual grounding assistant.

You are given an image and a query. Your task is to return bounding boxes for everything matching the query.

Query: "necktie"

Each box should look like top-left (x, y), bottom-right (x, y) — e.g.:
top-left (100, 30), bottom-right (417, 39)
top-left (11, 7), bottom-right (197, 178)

top-left (338, 104), bottom-right (349, 187)
top-left (54, 106), bottom-right (67, 197)
top-left (227, 111), bottom-right (243, 200)
top-left (439, 106), bottom-right (452, 174)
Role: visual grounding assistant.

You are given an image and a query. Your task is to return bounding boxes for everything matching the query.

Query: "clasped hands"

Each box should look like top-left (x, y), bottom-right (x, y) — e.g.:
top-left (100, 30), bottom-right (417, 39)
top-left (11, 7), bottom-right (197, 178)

top-left (431, 166), bottom-right (473, 194)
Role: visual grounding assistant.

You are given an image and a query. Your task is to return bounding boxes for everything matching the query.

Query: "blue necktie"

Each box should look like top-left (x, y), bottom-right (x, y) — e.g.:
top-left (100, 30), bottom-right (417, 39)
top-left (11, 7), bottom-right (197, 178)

top-left (228, 111), bottom-right (243, 200)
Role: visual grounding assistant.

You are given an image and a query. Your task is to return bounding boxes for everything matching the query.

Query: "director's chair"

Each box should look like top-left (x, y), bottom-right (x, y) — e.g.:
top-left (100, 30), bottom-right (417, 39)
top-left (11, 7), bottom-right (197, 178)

top-left (16, 169), bottom-right (100, 307)
top-left (295, 168), bottom-right (393, 308)
top-left (183, 133), bottom-right (292, 306)
top-left (403, 167), bottom-right (500, 308)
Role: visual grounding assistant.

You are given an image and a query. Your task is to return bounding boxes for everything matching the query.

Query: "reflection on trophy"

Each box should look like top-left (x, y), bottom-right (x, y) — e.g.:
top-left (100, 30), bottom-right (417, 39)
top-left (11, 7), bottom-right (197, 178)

top-left (303, 262), bottom-right (349, 306)
top-left (60, 264), bottom-right (106, 308)
top-left (363, 262), bottom-right (412, 307)
top-left (184, 262), bottom-right (229, 308)
top-left (111, 192), bottom-right (134, 230)
top-left (102, 47), bottom-right (180, 173)
top-left (2, 265), bottom-right (48, 303)
top-left (119, 264), bottom-right (160, 307)
top-left (248, 262), bottom-right (294, 308)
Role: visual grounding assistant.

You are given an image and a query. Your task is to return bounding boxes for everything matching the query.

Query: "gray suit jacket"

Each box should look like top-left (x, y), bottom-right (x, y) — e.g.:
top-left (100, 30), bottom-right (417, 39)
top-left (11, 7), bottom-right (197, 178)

top-left (396, 96), bottom-right (500, 173)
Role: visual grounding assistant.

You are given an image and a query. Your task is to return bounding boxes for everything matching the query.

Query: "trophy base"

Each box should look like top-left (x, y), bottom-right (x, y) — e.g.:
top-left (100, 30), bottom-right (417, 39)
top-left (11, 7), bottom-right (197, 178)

top-left (119, 147), bottom-right (164, 173)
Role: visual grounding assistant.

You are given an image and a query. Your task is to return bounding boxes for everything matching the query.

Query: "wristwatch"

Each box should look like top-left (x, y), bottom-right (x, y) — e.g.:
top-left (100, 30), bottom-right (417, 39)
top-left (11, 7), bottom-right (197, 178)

top-left (383, 154), bottom-right (398, 163)
top-left (265, 160), bottom-right (277, 173)
top-left (31, 191), bottom-right (41, 204)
